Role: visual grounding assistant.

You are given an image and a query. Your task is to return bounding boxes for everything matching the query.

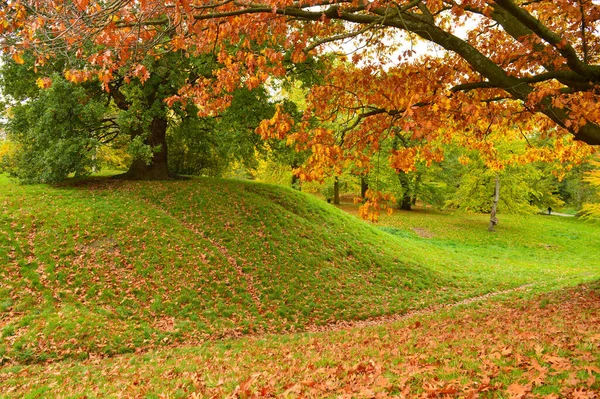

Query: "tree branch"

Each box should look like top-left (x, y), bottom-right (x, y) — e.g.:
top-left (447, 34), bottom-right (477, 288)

top-left (493, 0), bottom-right (600, 79)
top-left (303, 20), bottom-right (377, 53)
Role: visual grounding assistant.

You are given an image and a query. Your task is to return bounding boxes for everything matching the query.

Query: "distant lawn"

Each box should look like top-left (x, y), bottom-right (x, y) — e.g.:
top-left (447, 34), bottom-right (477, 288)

top-left (1, 174), bottom-right (599, 366)
top-left (339, 202), bottom-right (600, 292)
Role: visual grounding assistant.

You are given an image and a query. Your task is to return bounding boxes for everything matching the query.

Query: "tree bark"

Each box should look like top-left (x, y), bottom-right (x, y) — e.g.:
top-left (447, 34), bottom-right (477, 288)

top-left (360, 175), bottom-right (369, 199)
top-left (488, 175), bottom-right (501, 232)
top-left (121, 117), bottom-right (171, 180)
top-left (398, 171), bottom-right (412, 211)
top-left (412, 173), bottom-right (422, 206)
top-left (108, 82), bottom-right (172, 180)
top-left (291, 173), bottom-right (301, 191)
top-left (333, 176), bottom-right (340, 205)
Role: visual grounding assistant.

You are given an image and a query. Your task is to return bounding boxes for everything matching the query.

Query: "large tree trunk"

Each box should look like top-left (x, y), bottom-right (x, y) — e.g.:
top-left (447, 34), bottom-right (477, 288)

top-left (488, 175), bottom-right (500, 232)
top-left (122, 117), bottom-right (171, 180)
top-left (398, 171), bottom-right (412, 211)
top-left (333, 176), bottom-right (340, 204)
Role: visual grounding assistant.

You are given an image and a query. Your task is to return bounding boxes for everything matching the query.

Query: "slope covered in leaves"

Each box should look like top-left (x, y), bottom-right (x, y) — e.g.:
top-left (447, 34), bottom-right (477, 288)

top-left (0, 175), bottom-right (598, 365)
top-left (0, 175), bottom-right (446, 364)
top-left (2, 280), bottom-right (599, 398)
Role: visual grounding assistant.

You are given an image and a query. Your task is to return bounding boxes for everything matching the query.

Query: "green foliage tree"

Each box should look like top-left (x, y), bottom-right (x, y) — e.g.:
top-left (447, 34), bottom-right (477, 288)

top-left (3, 74), bottom-right (111, 183)
top-left (444, 154), bottom-right (563, 215)
top-left (1, 52), bottom-right (182, 181)
top-left (359, 132), bottom-right (455, 211)
top-left (0, 51), bottom-right (293, 182)
top-left (168, 87), bottom-right (283, 177)
top-left (1, 43), bottom-right (321, 183)
top-left (556, 163), bottom-right (598, 211)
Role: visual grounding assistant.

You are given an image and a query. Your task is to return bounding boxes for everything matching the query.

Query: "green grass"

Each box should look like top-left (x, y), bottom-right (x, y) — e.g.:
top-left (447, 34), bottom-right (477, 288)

top-left (1, 281), bottom-right (598, 398)
top-left (0, 174), bottom-right (599, 367)
top-left (341, 203), bottom-right (599, 290)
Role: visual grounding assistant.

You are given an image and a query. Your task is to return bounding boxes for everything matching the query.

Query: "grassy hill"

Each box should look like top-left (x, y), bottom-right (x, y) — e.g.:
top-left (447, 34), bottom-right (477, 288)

top-left (1, 175), bottom-right (599, 365)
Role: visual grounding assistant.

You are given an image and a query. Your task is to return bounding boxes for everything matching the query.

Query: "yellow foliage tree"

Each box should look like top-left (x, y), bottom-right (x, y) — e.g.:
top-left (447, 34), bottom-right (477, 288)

top-left (580, 160), bottom-right (600, 219)
top-left (0, 139), bottom-right (17, 165)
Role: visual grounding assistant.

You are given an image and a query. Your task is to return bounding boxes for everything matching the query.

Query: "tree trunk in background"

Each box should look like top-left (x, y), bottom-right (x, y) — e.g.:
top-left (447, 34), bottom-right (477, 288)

top-left (360, 175), bottom-right (369, 199)
top-left (122, 117), bottom-right (171, 180)
top-left (488, 175), bottom-right (500, 232)
top-left (412, 173), bottom-right (422, 206)
top-left (290, 160), bottom-right (301, 190)
top-left (398, 171), bottom-right (412, 211)
top-left (333, 176), bottom-right (340, 205)
top-left (291, 174), bottom-right (301, 190)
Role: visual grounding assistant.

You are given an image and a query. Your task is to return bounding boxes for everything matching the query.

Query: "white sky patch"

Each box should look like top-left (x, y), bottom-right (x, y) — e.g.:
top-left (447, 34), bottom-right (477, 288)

top-left (313, 12), bottom-right (482, 70)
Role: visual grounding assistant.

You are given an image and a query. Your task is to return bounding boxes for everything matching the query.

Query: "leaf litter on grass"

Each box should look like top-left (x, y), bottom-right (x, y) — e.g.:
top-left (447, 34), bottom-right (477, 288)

top-left (1, 176), bottom-right (445, 363)
top-left (1, 282), bottom-right (599, 398)
top-left (1, 174), bottom-right (600, 397)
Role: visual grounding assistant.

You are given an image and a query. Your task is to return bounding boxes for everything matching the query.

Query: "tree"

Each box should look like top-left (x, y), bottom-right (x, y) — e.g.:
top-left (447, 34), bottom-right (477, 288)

top-left (1, 49), bottom-right (285, 181)
top-left (489, 175), bottom-right (500, 232)
top-left (167, 86), bottom-right (281, 177)
top-left (580, 159), bottom-right (600, 219)
top-left (443, 140), bottom-right (569, 224)
top-left (0, 55), bottom-right (115, 182)
top-left (556, 162), bottom-right (598, 210)
top-left (5, 77), bottom-right (111, 182)
top-left (1, 0), bottom-right (598, 186)
top-left (3, 0), bottom-right (600, 139)
top-left (0, 51), bottom-right (199, 180)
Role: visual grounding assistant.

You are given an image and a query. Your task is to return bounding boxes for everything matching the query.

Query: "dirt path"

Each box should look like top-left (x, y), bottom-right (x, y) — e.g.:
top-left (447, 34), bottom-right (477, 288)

top-left (549, 212), bottom-right (575, 217)
top-left (301, 283), bottom-right (537, 334)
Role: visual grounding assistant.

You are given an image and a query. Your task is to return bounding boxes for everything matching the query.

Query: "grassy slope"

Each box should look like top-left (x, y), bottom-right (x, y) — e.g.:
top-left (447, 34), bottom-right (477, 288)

top-left (1, 175), bottom-right (599, 366)
top-left (0, 176), bottom-right (443, 363)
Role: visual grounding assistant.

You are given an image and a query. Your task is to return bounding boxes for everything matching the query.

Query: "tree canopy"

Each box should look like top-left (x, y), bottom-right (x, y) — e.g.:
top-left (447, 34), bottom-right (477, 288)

top-left (1, 0), bottom-right (598, 183)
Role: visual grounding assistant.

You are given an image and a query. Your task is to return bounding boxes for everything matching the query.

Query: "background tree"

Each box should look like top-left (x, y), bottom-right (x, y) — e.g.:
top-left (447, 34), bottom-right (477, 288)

top-left (556, 162), bottom-right (599, 211)
top-left (580, 159), bottom-right (600, 219)
top-left (1, 51), bottom-right (193, 181)
top-left (443, 135), bottom-right (574, 229)
top-left (167, 86), bottom-right (281, 177)
top-left (1, 50), bottom-right (293, 181)
top-left (383, 146), bottom-right (461, 211)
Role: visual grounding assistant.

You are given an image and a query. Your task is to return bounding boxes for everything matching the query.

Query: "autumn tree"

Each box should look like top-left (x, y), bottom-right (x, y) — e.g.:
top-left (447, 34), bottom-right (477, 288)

top-left (1, 0), bottom-right (599, 187)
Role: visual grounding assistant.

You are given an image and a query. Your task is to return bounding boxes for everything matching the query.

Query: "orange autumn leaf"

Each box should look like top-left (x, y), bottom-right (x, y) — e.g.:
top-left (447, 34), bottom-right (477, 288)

top-left (506, 382), bottom-right (531, 399)
top-left (12, 52), bottom-right (24, 64)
